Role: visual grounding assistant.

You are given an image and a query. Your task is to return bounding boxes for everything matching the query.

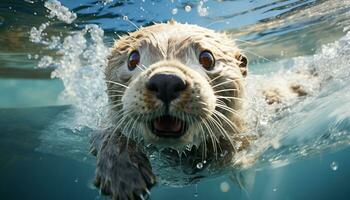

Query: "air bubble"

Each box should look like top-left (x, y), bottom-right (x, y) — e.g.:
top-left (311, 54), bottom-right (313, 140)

top-left (330, 161), bottom-right (338, 171)
top-left (220, 181), bottom-right (230, 192)
top-left (185, 5), bottom-right (192, 12)
top-left (171, 8), bottom-right (178, 15)
top-left (196, 162), bottom-right (203, 169)
top-left (123, 15), bottom-right (128, 20)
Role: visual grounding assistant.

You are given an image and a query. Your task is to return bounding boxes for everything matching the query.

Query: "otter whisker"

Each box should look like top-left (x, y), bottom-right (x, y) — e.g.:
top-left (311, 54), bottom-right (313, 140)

top-left (210, 73), bottom-right (224, 83)
top-left (105, 80), bottom-right (129, 89)
top-left (108, 94), bottom-right (124, 98)
top-left (109, 103), bottom-right (123, 110)
top-left (241, 49), bottom-right (271, 62)
top-left (215, 103), bottom-right (240, 116)
top-left (106, 89), bottom-right (126, 94)
top-left (111, 108), bottom-right (135, 135)
top-left (212, 78), bottom-right (243, 89)
top-left (201, 116), bottom-right (220, 159)
top-left (216, 96), bottom-right (243, 101)
top-left (124, 115), bottom-right (140, 147)
top-left (211, 111), bottom-right (239, 153)
top-left (214, 88), bottom-right (238, 94)
top-left (141, 64), bottom-right (148, 70)
top-left (213, 109), bottom-right (240, 134)
top-left (205, 116), bottom-right (224, 151)
top-left (109, 98), bottom-right (123, 104)
top-left (135, 64), bottom-right (144, 71)
top-left (195, 119), bottom-right (208, 160)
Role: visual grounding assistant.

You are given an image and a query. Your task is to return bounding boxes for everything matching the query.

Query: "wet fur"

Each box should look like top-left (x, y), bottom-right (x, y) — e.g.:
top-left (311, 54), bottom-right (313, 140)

top-left (89, 21), bottom-right (310, 199)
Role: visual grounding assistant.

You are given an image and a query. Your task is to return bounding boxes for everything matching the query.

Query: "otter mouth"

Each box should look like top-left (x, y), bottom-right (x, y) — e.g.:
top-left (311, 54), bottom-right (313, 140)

top-left (150, 115), bottom-right (187, 138)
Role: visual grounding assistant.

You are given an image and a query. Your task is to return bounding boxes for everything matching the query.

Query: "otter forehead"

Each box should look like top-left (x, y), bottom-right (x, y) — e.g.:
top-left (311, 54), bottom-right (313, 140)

top-left (107, 22), bottom-right (241, 73)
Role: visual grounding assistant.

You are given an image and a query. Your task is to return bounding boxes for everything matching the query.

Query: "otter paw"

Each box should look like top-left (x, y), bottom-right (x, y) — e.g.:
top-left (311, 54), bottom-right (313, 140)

top-left (94, 150), bottom-right (156, 200)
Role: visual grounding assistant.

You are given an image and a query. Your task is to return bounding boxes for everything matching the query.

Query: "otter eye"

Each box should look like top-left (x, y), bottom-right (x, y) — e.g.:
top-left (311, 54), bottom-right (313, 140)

top-left (128, 50), bottom-right (140, 70)
top-left (199, 51), bottom-right (215, 70)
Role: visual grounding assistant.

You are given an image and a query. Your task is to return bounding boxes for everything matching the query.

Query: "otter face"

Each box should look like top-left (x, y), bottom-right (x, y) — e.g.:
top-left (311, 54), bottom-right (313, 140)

top-left (106, 22), bottom-right (248, 150)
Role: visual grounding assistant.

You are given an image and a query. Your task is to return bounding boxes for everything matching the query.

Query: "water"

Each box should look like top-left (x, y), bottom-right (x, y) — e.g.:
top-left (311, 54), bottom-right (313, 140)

top-left (1, 0), bottom-right (350, 199)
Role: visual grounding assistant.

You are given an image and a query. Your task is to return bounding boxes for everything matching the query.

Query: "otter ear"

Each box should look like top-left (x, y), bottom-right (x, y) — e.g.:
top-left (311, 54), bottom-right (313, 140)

top-left (236, 54), bottom-right (248, 77)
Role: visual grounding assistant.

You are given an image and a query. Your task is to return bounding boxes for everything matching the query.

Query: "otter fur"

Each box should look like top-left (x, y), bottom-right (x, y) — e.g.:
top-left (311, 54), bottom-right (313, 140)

top-left (90, 21), bottom-right (310, 200)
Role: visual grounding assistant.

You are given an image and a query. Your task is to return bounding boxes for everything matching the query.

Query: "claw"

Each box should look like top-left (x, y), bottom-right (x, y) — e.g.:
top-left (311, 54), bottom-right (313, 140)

top-left (140, 194), bottom-right (145, 200)
top-left (145, 188), bottom-right (151, 196)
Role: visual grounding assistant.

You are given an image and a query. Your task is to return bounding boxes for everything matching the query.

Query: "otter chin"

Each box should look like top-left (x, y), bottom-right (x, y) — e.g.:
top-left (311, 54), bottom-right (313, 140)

top-left (91, 21), bottom-right (250, 200)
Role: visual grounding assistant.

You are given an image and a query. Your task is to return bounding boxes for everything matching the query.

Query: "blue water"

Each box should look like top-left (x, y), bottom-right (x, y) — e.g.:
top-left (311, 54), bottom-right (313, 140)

top-left (1, 0), bottom-right (350, 199)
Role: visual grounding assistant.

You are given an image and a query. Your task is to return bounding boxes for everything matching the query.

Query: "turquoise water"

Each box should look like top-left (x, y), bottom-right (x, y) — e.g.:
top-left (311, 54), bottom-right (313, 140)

top-left (1, 0), bottom-right (350, 199)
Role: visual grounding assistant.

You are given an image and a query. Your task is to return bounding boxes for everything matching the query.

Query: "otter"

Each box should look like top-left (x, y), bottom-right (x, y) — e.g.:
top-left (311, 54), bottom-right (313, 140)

top-left (90, 21), bottom-right (309, 200)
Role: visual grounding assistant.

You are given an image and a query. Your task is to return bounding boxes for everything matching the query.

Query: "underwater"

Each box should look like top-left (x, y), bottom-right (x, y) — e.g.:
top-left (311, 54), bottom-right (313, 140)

top-left (1, 0), bottom-right (350, 199)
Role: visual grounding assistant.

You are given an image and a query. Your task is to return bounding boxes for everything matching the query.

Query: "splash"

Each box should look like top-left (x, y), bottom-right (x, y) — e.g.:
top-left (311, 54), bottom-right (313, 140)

top-left (236, 31), bottom-right (350, 170)
top-left (32, 0), bottom-right (350, 181)
top-left (29, 22), bottom-right (50, 44)
top-left (34, 0), bottom-right (110, 162)
top-left (44, 0), bottom-right (77, 24)
top-left (30, 1), bottom-right (109, 129)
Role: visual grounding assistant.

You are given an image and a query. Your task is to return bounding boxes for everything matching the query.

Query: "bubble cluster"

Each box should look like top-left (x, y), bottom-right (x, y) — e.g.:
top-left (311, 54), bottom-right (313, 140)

top-left (44, 0), bottom-right (77, 24)
top-left (29, 2), bottom-right (109, 128)
top-left (197, 1), bottom-right (209, 16)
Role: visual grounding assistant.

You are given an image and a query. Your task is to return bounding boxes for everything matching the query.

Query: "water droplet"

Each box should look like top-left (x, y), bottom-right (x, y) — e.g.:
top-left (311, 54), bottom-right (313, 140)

top-left (197, 1), bottom-right (209, 16)
top-left (196, 162), bottom-right (203, 169)
top-left (185, 5), bottom-right (191, 12)
top-left (171, 8), bottom-right (178, 15)
top-left (330, 161), bottom-right (338, 171)
top-left (220, 181), bottom-right (230, 192)
top-left (123, 15), bottom-right (128, 21)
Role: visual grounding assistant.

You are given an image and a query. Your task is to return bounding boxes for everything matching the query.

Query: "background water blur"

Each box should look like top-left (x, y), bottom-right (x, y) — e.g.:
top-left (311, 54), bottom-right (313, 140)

top-left (1, 0), bottom-right (350, 199)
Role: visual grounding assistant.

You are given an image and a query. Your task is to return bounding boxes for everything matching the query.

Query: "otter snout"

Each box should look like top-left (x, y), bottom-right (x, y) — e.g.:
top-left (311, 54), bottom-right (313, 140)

top-left (146, 74), bottom-right (187, 105)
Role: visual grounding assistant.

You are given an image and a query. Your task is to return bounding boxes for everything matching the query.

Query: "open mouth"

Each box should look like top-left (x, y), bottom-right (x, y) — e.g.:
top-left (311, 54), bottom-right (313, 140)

top-left (150, 115), bottom-right (187, 138)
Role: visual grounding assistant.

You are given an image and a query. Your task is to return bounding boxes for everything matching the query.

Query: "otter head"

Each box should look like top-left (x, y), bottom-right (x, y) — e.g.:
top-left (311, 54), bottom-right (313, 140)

top-left (106, 21), bottom-right (248, 151)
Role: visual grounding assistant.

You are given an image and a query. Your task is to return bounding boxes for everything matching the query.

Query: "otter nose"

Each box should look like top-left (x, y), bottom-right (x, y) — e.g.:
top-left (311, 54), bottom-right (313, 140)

top-left (146, 74), bottom-right (187, 104)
